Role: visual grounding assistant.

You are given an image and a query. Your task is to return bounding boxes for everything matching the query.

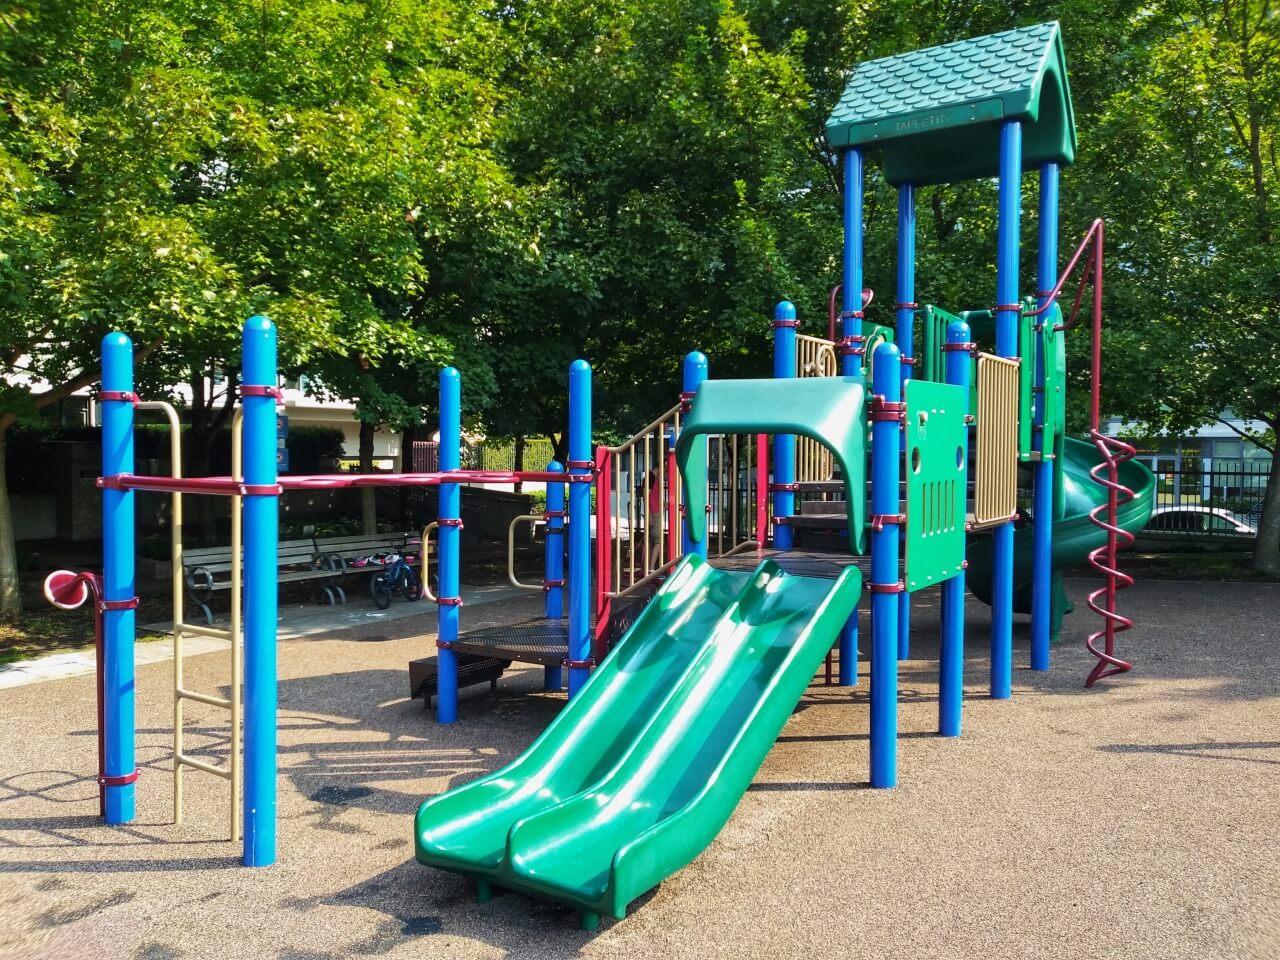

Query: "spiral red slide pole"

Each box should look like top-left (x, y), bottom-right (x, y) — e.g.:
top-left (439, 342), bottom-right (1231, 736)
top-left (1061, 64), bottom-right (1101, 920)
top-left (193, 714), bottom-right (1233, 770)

top-left (1080, 222), bottom-right (1136, 687)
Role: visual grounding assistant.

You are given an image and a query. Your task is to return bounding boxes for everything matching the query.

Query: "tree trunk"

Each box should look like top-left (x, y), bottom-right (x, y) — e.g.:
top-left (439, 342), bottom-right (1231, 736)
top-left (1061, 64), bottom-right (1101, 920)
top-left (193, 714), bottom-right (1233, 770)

top-left (513, 433), bottom-right (525, 494)
top-left (1253, 447), bottom-right (1280, 575)
top-left (0, 421), bottom-right (21, 617)
top-left (359, 420), bottom-right (377, 535)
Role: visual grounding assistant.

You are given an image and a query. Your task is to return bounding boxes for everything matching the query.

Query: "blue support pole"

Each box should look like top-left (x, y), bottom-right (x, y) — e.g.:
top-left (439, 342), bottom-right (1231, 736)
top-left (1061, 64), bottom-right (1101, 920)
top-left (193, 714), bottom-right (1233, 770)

top-left (100, 333), bottom-right (137, 825)
top-left (940, 321), bottom-right (973, 737)
top-left (869, 343), bottom-right (902, 789)
top-left (567, 360), bottom-right (592, 698)
top-left (543, 459), bottom-right (566, 692)
top-left (992, 120), bottom-right (1022, 700)
top-left (435, 367), bottom-right (462, 724)
top-left (1031, 162), bottom-right (1059, 672)
top-left (896, 184), bottom-right (916, 661)
top-left (681, 351), bottom-right (708, 559)
top-left (241, 315), bottom-right (279, 866)
top-left (839, 149), bottom-right (865, 685)
top-left (771, 301), bottom-right (797, 551)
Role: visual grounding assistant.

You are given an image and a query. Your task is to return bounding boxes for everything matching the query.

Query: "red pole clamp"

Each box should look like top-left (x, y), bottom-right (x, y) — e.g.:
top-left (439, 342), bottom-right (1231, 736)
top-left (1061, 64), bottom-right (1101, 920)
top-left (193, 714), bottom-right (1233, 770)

top-left (772, 318), bottom-right (800, 328)
top-left (99, 770), bottom-right (140, 787)
top-left (901, 356), bottom-right (917, 366)
top-left (437, 517), bottom-right (464, 528)
top-left (994, 303), bottom-right (1024, 313)
top-left (869, 397), bottom-right (906, 423)
top-left (869, 580), bottom-right (905, 594)
top-left (99, 390), bottom-right (139, 404)
top-left (238, 483), bottom-right (282, 496)
top-left (679, 390), bottom-right (696, 413)
top-left (435, 596), bottom-right (463, 607)
top-left (894, 302), bottom-right (919, 310)
top-left (435, 639), bottom-right (453, 649)
top-left (838, 334), bottom-right (865, 357)
top-left (942, 341), bottom-right (977, 353)
top-left (239, 384), bottom-right (285, 404)
top-left (565, 658), bottom-right (596, 670)
top-left (769, 482), bottom-right (800, 493)
top-left (542, 579), bottom-right (566, 592)
top-left (543, 510), bottom-right (566, 520)
top-left (97, 597), bottom-right (139, 613)
top-left (839, 310), bottom-right (864, 320)
top-left (869, 514), bottom-right (905, 533)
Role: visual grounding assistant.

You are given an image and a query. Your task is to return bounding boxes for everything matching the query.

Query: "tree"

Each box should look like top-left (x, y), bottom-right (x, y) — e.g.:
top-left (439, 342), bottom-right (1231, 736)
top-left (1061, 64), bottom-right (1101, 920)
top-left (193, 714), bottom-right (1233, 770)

top-left (0, 0), bottom-right (519, 612)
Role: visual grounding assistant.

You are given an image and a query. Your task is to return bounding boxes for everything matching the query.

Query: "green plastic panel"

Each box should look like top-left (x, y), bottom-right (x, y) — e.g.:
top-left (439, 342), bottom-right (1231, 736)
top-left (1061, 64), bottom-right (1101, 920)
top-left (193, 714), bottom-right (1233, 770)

top-left (676, 377), bottom-right (868, 554)
top-left (920, 304), bottom-right (963, 383)
top-left (824, 22), bottom-right (1076, 186)
top-left (904, 379), bottom-right (967, 592)
top-left (415, 553), bottom-right (863, 921)
top-left (1018, 307), bottom-right (1036, 460)
top-left (1041, 304), bottom-right (1065, 455)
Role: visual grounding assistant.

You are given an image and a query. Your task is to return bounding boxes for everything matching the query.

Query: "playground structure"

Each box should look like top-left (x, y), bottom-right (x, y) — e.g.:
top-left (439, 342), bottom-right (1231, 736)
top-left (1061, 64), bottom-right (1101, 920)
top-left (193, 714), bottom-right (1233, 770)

top-left (43, 22), bottom-right (1157, 929)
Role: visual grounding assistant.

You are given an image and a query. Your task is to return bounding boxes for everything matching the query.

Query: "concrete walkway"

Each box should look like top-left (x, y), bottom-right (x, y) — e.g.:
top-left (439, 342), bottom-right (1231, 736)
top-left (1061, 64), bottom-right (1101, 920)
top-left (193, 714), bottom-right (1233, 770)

top-left (0, 583), bottom-right (523, 690)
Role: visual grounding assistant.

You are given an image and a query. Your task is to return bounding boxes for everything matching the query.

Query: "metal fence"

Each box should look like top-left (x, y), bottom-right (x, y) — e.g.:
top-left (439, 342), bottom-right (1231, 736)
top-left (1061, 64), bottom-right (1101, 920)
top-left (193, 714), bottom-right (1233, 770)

top-left (1136, 460), bottom-right (1269, 539)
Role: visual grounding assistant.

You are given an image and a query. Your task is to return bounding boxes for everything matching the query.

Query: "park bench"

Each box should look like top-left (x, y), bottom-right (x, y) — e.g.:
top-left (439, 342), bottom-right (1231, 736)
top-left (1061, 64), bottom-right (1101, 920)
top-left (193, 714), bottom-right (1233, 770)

top-left (183, 539), bottom-right (341, 624)
top-left (408, 653), bottom-right (508, 710)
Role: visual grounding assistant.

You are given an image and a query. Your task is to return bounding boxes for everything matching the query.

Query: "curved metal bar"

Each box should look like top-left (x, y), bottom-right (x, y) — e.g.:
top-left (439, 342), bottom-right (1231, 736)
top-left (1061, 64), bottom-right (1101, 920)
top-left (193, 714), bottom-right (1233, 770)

top-left (419, 523), bottom-right (439, 603)
top-left (507, 515), bottom-right (545, 592)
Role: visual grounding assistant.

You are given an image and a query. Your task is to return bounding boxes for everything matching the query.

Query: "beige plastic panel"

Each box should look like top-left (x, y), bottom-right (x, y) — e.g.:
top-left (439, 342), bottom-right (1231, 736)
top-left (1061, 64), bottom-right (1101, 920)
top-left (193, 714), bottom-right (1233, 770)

top-left (973, 353), bottom-right (1019, 527)
top-left (795, 334), bottom-right (837, 482)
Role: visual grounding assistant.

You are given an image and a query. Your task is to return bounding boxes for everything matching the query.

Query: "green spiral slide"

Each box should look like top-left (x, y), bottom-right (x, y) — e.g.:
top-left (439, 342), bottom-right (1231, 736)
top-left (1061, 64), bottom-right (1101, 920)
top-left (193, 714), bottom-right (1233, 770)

top-left (414, 553), bottom-right (862, 926)
top-left (966, 437), bottom-right (1155, 623)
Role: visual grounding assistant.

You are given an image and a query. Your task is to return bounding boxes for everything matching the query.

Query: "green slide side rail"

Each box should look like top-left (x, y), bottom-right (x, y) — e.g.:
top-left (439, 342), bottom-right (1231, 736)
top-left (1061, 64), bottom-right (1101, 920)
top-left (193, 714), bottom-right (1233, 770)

top-left (415, 554), bottom-right (862, 923)
top-left (676, 376), bottom-right (868, 553)
top-left (967, 436), bottom-right (1155, 622)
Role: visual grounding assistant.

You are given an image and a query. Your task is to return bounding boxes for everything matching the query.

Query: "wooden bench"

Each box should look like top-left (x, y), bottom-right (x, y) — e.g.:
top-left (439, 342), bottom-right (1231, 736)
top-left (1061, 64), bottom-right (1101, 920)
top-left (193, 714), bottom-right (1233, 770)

top-left (182, 539), bottom-right (341, 624)
top-left (313, 532), bottom-right (425, 572)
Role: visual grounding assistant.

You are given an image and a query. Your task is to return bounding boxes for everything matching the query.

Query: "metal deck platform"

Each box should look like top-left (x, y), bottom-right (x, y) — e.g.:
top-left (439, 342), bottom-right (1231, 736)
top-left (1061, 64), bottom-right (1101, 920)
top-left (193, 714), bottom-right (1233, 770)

top-left (449, 617), bottom-right (574, 666)
top-left (709, 548), bottom-right (878, 580)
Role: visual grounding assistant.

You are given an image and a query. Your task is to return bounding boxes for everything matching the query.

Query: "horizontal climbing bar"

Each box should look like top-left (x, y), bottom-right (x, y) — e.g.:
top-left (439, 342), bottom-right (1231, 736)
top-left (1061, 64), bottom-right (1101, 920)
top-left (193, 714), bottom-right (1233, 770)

top-left (93, 469), bottom-right (588, 496)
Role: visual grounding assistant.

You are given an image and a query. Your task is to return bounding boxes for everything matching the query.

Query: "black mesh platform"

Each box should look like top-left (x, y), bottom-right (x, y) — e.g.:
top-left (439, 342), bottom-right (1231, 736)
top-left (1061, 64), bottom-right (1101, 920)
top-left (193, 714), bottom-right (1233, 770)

top-left (709, 548), bottom-right (878, 580)
top-left (449, 617), bottom-right (575, 666)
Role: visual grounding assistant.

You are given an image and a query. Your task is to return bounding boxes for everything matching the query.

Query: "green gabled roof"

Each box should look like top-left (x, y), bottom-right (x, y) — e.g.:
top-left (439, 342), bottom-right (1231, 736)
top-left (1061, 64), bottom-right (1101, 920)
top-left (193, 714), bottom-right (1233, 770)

top-left (825, 22), bottom-right (1076, 186)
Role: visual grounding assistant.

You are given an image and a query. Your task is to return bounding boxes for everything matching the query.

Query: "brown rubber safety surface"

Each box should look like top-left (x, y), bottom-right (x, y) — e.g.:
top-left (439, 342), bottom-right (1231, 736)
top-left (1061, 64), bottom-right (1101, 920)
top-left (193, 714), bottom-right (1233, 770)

top-left (1, 580), bottom-right (1278, 960)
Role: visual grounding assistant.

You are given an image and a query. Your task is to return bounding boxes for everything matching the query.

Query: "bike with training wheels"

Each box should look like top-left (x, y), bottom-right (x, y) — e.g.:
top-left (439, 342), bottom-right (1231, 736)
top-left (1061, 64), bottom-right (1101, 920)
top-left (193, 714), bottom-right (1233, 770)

top-left (369, 551), bottom-right (422, 609)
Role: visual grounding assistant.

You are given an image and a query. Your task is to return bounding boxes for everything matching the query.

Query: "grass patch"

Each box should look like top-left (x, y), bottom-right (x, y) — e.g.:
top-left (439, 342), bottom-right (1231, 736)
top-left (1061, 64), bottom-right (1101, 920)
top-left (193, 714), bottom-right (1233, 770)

top-left (1, 606), bottom-right (170, 667)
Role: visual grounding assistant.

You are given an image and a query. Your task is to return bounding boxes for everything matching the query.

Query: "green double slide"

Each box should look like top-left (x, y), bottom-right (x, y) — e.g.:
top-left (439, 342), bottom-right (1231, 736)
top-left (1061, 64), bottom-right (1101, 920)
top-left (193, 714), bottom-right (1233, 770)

top-left (966, 436), bottom-right (1156, 619)
top-left (414, 553), bottom-right (862, 925)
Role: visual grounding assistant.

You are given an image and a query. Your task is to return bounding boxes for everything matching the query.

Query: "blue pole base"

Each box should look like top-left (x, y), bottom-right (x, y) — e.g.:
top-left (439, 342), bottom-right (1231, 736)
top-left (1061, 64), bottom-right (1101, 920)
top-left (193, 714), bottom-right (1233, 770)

top-left (543, 664), bottom-right (562, 692)
top-left (898, 592), bottom-right (910, 660)
top-left (102, 786), bottom-right (135, 825)
top-left (436, 648), bottom-right (459, 723)
top-left (838, 614), bottom-right (858, 686)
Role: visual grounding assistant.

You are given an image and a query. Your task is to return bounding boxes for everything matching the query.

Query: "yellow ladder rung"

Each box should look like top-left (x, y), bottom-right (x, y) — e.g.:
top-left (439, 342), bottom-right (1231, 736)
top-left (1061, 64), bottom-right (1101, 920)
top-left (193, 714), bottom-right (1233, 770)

top-left (174, 622), bottom-right (234, 640)
top-left (176, 687), bottom-right (232, 710)
top-left (177, 754), bottom-right (232, 780)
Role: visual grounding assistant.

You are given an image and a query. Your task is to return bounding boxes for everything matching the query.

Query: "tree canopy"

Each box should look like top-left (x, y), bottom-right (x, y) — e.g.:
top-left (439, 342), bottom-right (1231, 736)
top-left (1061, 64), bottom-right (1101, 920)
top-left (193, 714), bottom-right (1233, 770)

top-left (3, 0), bottom-right (1280, 614)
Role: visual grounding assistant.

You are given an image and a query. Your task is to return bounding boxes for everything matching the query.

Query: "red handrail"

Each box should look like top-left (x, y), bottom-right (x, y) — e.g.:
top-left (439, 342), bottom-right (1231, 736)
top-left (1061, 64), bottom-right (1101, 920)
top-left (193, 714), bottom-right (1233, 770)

top-left (1032, 218), bottom-right (1136, 686)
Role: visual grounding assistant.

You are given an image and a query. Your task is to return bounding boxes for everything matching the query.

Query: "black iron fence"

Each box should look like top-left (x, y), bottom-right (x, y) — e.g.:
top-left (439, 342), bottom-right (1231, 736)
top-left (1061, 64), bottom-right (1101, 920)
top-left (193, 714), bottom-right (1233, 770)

top-left (1136, 459), bottom-right (1269, 540)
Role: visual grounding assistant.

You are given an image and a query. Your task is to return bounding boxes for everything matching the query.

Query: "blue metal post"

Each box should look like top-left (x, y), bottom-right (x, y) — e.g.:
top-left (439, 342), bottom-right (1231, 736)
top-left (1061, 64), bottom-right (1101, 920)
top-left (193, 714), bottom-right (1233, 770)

top-left (940, 321), bottom-right (972, 737)
top-left (992, 120), bottom-right (1022, 699)
top-left (241, 315), bottom-right (279, 866)
top-left (1031, 162), bottom-right (1059, 672)
top-left (567, 360), bottom-right (592, 698)
top-left (870, 343), bottom-right (902, 788)
top-left (771, 301), bottom-right (797, 550)
top-left (838, 149), bottom-right (864, 685)
top-left (681, 351), bottom-right (708, 558)
top-left (100, 333), bottom-right (136, 825)
top-left (543, 459), bottom-right (566, 692)
top-left (435, 368), bottom-right (462, 723)
top-left (896, 184), bottom-right (916, 661)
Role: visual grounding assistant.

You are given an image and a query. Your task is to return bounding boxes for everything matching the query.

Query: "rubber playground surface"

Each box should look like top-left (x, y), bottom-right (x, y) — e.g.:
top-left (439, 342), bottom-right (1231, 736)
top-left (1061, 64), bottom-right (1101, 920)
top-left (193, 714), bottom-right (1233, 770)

top-left (1, 578), bottom-right (1277, 960)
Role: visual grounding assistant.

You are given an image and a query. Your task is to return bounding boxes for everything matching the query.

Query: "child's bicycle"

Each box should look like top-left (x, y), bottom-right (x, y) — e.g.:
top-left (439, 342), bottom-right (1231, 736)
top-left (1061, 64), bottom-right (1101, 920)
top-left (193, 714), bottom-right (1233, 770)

top-left (368, 552), bottom-right (422, 609)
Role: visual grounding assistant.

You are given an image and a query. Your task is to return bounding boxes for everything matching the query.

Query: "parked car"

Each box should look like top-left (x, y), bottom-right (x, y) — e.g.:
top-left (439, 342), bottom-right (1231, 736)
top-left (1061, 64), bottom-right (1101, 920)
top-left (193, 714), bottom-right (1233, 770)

top-left (1145, 506), bottom-right (1257, 536)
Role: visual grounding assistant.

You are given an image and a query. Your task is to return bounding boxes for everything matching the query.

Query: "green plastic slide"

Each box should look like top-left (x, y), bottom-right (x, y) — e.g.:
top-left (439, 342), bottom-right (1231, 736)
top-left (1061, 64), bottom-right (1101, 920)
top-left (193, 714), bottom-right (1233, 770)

top-left (415, 553), bottom-right (862, 924)
top-left (966, 437), bottom-right (1155, 619)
